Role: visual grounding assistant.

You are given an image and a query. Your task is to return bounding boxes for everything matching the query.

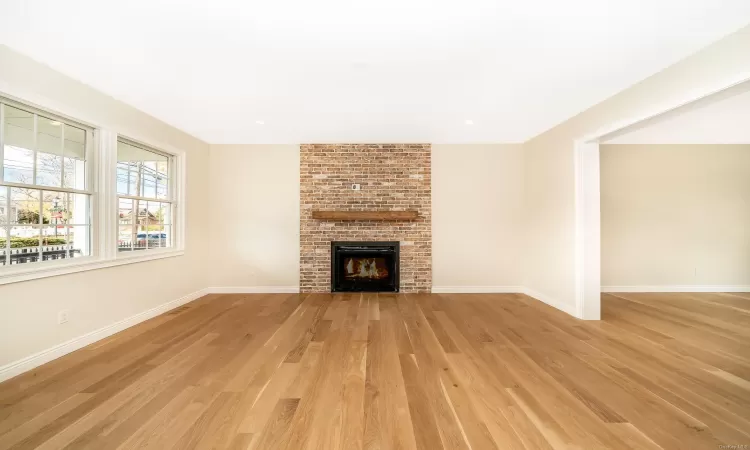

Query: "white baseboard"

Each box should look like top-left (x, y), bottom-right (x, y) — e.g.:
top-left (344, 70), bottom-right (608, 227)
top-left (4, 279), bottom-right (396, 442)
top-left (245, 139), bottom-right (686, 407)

top-left (431, 286), bottom-right (523, 294)
top-left (208, 286), bottom-right (301, 294)
top-left (521, 287), bottom-right (579, 318)
top-left (602, 285), bottom-right (750, 293)
top-left (0, 288), bottom-right (209, 383)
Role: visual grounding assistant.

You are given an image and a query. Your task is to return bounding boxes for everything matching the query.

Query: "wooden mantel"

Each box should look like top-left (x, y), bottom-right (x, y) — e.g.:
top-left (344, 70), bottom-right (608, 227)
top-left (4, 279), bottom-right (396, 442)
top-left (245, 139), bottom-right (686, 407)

top-left (311, 210), bottom-right (419, 221)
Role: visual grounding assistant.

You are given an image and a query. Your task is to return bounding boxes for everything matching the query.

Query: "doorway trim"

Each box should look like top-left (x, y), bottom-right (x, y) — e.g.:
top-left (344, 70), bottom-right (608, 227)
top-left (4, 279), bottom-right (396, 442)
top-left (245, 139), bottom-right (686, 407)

top-left (573, 72), bottom-right (750, 320)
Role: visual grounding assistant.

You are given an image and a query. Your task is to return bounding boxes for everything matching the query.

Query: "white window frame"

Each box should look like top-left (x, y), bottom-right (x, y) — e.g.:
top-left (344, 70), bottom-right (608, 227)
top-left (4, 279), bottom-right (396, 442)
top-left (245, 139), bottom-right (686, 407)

top-left (0, 92), bottom-right (187, 286)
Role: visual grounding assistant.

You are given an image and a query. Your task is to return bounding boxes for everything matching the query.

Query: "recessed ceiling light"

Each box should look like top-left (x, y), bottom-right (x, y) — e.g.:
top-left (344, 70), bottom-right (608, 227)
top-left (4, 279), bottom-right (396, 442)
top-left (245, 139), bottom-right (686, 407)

top-left (50, 121), bottom-right (62, 126)
top-left (465, 119), bottom-right (474, 125)
top-left (255, 120), bottom-right (265, 125)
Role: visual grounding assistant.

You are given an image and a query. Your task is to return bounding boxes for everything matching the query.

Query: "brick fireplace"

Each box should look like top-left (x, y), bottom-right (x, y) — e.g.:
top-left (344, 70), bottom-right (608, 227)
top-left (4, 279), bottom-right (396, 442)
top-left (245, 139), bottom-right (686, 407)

top-left (300, 144), bottom-right (432, 293)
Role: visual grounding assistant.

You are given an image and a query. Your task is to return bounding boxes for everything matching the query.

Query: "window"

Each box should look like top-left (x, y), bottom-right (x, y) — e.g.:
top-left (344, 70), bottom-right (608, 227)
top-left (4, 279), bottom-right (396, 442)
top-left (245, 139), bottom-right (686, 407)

top-left (0, 93), bottom-right (185, 284)
top-left (116, 139), bottom-right (174, 253)
top-left (1, 101), bottom-right (92, 267)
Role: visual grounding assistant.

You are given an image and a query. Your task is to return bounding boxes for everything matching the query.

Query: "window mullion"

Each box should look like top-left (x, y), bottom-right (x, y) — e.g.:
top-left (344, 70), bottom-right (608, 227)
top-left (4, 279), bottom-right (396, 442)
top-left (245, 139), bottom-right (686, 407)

top-left (3, 225), bottom-right (8, 266)
top-left (65, 192), bottom-right (70, 259)
top-left (133, 198), bottom-right (139, 252)
top-left (60, 124), bottom-right (65, 189)
top-left (96, 129), bottom-right (117, 260)
top-left (0, 181), bottom-right (91, 195)
top-left (138, 162), bottom-right (143, 197)
top-left (38, 189), bottom-right (43, 262)
top-left (4, 186), bottom-right (9, 265)
top-left (32, 113), bottom-right (38, 185)
top-left (118, 194), bottom-right (172, 202)
top-left (170, 155), bottom-right (177, 248)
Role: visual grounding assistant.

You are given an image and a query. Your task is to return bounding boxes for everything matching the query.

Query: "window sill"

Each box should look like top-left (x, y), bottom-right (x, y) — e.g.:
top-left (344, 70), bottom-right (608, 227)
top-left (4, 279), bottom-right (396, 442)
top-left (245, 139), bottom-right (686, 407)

top-left (0, 249), bottom-right (185, 286)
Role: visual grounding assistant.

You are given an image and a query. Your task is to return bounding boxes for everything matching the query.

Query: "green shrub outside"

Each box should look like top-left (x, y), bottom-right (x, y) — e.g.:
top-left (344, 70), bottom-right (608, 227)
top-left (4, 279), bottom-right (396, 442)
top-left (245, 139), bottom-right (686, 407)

top-left (0, 237), bottom-right (68, 248)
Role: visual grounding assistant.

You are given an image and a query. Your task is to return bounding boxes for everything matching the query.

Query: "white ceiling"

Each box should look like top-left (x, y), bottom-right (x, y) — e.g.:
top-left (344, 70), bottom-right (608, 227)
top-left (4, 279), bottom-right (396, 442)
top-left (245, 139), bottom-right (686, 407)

top-left (1, 0), bottom-right (749, 144)
top-left (605, 81), bottom-right (750, 144)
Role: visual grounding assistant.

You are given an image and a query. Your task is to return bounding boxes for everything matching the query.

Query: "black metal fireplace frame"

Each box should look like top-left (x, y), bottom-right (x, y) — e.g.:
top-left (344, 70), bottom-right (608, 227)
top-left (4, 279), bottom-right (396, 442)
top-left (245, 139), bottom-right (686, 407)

top-left (331, 241), bottom-right (400, 293)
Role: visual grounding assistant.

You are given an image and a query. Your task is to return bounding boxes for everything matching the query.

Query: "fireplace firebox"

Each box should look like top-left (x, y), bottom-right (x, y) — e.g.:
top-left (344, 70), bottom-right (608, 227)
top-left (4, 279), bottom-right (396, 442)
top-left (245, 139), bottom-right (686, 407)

top-left (331, 241), bottom-right (399, 292)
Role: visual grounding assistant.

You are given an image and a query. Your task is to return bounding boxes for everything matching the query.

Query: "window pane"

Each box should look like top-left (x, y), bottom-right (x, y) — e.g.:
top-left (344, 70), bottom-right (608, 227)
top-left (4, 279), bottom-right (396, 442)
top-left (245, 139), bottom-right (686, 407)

top-left (63, 125), bottom-right (86, 190)
top-left (9, 226), bottom-right (40, 265)
top-left (10, 188), bottom-right (41, 224)
top-left (118, 197), bottom-right (150, 252)
top-left (0, 188), bottom-right (7, 224)
top-left (42, 191), bottom-right (64, 226)
top-left (156, 161), bottom-right (169, 200)
top-left (118, 197), bottom-right (133, 222)
top-left (64, 225), bottom-right (90, 258)
top-left (156, 176), bottom-right (169, 200)
top-left (118, 225), bottom-right (134, 252)
top-left (0, 227), bottom-right (7, 266)
top-left (131, 198), bottom-right (144, 247)
top-left (142, 201), bottom-right (156, 250)
top-left (160, 202), bottom-right (172, 226)
top-left (116, 162), bottom-right (136, 196)
top-left (156, 161), bottom-right (168, 177)
top-left (118, 198), bottom-right (133, 252)
top-left (146, 222), bottom-right (165, 249)
top-left (163, 225), bottom-right (172, 248)
top-left (36, 116), bottom-right (63, 187)
top-left (142, 161), bottom-right (157, 198)
top-left (147, 224), bottom-right (172, 249)
top-left (41, 226), bottom-right (66, 261)
top-left (3, 105), bottom-right (34, 184)
top-left (146, 200), bottom-right (161, 226)
top-left (156, 161), bottom-right (169, 199)
top-left (68, 192), bottom-right (89, 225)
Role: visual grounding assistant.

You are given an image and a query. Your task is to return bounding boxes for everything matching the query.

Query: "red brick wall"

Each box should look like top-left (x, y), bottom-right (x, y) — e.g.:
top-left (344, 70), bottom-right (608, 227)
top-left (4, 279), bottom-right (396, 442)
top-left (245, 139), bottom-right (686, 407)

top-left (300, 144), bottom-right (432, 292)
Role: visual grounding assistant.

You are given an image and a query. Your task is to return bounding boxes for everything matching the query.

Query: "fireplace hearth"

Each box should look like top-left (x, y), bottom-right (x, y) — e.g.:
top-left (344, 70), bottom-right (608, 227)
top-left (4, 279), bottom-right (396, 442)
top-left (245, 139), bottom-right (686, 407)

top-left (331, 241), bottom-right (399, 292)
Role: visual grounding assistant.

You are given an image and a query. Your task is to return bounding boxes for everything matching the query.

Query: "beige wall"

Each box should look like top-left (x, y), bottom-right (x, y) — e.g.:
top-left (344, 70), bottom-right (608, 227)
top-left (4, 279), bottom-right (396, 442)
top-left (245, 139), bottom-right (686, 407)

top-left (523, 25), bottom-right (750, 311)
top-left (207, 144), bottom-right (525, 292)
top-left (0, 46), bottom-right (210, 367)
top-left (601, 144), bottom-right (750, 288)
top-left (432, 144), bottom-right (524, 289)
top-left (208, 145), bottom-right (300, 289)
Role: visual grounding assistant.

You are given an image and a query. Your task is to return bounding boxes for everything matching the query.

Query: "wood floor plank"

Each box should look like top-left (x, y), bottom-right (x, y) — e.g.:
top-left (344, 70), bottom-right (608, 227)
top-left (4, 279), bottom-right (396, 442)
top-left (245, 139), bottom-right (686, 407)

top-left (1, 292), bottom-right (749, 449)
top-left (363, 319), bottom-right (385, 450)
top-left (335, 340), bottom-right (367, 450)
top-left (172, 391), bottom-right (242, 450)
top-left (239, 362), bottom-right (300, 434)
top-left (250, 398), bottom-right (300, 450)
top-left (399, 353), bottom-right (444, 450)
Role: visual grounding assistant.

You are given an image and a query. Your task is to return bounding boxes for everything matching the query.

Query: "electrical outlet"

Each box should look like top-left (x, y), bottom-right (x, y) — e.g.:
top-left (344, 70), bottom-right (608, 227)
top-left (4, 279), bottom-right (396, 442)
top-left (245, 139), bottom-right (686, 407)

top-left (58, 310), bottom-right (70, 324)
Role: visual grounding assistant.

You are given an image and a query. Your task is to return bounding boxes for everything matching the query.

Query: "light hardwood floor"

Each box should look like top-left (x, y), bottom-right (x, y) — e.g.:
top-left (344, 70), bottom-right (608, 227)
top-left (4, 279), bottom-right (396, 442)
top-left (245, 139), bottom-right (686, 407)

top-left (1, 292), bottom-right (749, 449)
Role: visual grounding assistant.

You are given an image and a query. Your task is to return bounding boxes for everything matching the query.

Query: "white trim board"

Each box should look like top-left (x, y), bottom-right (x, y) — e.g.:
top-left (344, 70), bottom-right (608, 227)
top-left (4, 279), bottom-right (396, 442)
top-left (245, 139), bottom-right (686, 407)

top-left (208, 286), bottom-right (301, 294)
top-left (603, 285), bottom-right (750, 293)
top-left (572, 75), bottom-right (750, 321)
top-left (0, 288), bottom-right (208, 383)
top-left (431, 286), bottom-right (523, 294)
